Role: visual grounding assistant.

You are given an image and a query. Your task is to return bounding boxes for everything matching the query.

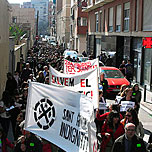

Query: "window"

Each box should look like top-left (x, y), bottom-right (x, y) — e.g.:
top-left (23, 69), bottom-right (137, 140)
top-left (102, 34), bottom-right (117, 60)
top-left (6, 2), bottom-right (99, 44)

top-left (109, 7), bottom-right (113, 32)
top-left (124, 2), bottom-right (130, 31)
top-left (116, 5), bottom-right (121, 32)
top-left (89, 0), bottom-right (93, 6)
top-left (77, 17), bottom-right (81, 26)
top-left (95, 13), bottom-right (99, 32)
top-left (136, 0), bottom-right (139, 31)
top-left (81, 18), bottom-right (87, 26)
top-left (143, 0), bottom-right (152, 31)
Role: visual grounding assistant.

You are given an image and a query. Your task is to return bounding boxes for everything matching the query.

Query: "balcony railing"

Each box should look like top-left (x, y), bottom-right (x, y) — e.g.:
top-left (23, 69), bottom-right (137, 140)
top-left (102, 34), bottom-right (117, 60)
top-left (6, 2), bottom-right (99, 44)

top-left (83, 0), bottom-right (114, 12)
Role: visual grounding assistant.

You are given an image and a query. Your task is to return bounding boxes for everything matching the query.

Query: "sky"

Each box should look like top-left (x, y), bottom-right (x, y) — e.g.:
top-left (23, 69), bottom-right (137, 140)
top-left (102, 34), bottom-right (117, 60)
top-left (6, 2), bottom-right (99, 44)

top-left (7, 0), bottom-right (31, 5)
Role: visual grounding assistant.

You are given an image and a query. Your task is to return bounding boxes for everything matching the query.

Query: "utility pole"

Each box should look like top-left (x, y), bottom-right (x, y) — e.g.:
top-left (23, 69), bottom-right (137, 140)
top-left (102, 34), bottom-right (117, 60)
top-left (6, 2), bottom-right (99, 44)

top-left (35, 10), bottom-right (39, 44)
top-left (36, 10), bottom-right (39, 36)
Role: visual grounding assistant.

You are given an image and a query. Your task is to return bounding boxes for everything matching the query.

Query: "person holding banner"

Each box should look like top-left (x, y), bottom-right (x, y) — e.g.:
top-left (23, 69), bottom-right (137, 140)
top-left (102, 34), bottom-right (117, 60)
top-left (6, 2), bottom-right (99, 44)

top-left (100, 73), bottom-right (108, 100)
top-left (121, 108), bottom-right (144, 139)
top-left (95, 89), bottom-right (106, 133)
top-left (100, 110), bottom-right (125, 152)
top-left (14, 121), bottom-right (42, 152)
top-left (119, 88), bottom-right (137, 117)
top-left (96, 104), bottom-right (123, 122)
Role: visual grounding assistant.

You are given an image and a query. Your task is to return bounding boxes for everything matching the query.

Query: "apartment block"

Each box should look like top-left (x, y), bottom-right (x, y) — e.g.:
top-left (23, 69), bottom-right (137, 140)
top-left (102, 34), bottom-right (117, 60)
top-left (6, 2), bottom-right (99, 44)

top-left (70, 0), bottom-right (88, 53)
top-left (84, 0), bottom-right (152, 90)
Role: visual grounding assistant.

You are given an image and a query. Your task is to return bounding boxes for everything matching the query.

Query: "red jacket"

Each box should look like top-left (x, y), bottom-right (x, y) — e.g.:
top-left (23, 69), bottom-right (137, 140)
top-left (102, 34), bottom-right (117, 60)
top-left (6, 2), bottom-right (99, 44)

top-left (100, 120), bottom-right (125, 152)
top-left (1, 138), bottom-right (14, 152)
top-left (96, 112), bottom-right (123, 121)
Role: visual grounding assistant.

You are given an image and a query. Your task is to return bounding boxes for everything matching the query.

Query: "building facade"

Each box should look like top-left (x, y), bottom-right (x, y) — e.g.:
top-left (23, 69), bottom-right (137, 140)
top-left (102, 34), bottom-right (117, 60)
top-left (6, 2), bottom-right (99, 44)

top-left (48, 0), bottom-right (56, 37)
top-left (70, 0), bottom-right (88, 54)
top-left (10, 4), bottom-right (35, 47)
top-left (22, 2), bottom-right (32, 8)
top-left (84, 0), bottom-right (152, 91)
top-left (31, 0), bottom-right (49, 35)
top-left (56, 0), bottom-right (71, 48)
top-left (0, 0), bottom-right (10, 98)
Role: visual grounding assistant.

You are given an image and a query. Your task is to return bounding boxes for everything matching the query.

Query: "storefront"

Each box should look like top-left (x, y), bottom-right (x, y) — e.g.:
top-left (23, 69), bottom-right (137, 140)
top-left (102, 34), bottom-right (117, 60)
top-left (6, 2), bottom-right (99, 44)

top-left (142, 37), bottom-right (152, 91)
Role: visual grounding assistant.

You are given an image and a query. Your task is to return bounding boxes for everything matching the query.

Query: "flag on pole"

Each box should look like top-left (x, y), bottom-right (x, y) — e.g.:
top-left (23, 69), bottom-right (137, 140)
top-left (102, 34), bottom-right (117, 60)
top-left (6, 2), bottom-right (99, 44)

top-left (24, 82), bottom-right (96, 152)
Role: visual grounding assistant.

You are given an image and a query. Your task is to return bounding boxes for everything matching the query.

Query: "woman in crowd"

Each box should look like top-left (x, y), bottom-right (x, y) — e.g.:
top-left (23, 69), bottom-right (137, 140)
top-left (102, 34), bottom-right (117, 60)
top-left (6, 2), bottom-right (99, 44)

top-left (100, 110), bottom-right (124, 152)
top-left (119, 88), bottom-right (137, 116)
top-left (14, 110), bottom-right (25, 141)
top-left (132, 83), bottom-right (141, 113)
top-left (117, 84), bottom-right (128, 96)
top-left (36, 71), bottom-right (45, 83)
top-left (115, 84), bottom-right (128, 104)
top-left (121, 108), bottom-right (144, 138)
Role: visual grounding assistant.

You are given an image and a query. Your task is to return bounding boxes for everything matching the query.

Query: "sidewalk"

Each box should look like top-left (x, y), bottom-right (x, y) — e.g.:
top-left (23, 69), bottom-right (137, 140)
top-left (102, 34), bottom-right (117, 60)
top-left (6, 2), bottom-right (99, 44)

top-left (140, 86), bottom-right (152, 115)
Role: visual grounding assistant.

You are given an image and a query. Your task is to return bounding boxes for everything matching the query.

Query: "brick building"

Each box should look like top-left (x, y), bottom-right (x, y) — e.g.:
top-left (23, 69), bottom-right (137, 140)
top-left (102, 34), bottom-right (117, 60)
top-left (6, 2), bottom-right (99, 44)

top-left (84, 0), bottom-right (152, 91)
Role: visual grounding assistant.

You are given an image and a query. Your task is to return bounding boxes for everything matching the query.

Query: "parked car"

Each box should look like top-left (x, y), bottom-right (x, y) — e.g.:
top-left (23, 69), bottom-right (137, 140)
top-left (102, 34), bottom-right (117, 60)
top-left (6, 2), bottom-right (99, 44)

top-left (100, 66), bottom-right (130, 95)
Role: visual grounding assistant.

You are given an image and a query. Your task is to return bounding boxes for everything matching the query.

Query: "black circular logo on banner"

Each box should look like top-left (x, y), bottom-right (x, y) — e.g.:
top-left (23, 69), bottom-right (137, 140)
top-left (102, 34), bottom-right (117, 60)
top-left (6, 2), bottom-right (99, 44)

top-left (34, 98), bottom-right (55, 130)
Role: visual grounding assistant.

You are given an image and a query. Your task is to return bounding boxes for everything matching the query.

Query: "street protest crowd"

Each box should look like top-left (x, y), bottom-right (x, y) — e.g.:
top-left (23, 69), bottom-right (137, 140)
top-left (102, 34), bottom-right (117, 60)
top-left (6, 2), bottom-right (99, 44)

top-left (0, 41), bottom-right (152, 152)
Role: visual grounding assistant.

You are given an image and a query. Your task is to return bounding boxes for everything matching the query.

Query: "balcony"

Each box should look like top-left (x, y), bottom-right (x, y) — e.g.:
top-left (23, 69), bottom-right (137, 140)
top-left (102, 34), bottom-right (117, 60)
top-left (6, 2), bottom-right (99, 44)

top-left (83, 0), bottom-right (114, 12)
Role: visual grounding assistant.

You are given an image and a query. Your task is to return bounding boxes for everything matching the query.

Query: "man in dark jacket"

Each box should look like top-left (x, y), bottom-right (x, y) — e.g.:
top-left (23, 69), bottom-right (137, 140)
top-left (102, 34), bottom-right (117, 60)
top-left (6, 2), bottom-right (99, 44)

top-left (21, 63), bottom-right (32, 82)
top-left (5, 72), bottom-right (17, 96)
top-left (111, 123), bottom-right (147, 152)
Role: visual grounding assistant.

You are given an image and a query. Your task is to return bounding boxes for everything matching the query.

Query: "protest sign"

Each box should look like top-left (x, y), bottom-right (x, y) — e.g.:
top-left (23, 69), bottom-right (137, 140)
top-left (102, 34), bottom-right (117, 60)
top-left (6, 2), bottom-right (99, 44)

top-left (99, 103), bottom-right (108, 110)
top-left (120, 101), bottom-right (135, 112)
top-left (115, 96), bottom-right (123, 104)
top-left (25, 82), bottom-right (96, 152)
top-left (64, 58), bottom-right (99, 75)
top-left (50, 66), bottom-right (98, 109)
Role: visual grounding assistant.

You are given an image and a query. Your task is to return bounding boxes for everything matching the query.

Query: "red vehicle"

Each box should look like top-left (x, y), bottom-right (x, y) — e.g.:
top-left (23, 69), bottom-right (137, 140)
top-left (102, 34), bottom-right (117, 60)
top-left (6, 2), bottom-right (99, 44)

top-left (100, 67), bottom-right (130, 95)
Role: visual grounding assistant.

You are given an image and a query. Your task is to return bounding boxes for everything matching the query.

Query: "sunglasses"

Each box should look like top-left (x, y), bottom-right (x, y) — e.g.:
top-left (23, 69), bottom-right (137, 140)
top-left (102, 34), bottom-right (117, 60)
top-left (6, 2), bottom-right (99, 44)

top-left (125, 115), bottom-right (132, 117)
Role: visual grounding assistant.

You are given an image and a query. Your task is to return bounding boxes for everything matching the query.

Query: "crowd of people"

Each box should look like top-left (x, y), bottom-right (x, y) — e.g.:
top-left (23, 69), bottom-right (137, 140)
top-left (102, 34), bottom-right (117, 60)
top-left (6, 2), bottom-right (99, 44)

top-left (97, 75), bottom-right (152, 152)
top-left (0, 40), bottom-right (151, 152)
top-left (0, 42), bottom-right (66, 151)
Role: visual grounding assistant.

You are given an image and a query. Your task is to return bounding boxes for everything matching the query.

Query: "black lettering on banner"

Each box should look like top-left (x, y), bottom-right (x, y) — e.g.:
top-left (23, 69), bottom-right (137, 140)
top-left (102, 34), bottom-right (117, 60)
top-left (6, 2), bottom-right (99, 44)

top-left (59, 122), bottom-right (88, 151)
top-left (69, 78), bottom-right (74, 86)
top-left (76, 113), bottom-right (88, 130)
top-left (62, 109), bottom-right (75, 123)
top-left (86, 79), bottom-right (91, 87)
top-left (78, 91), bottom-right (93, 99)
top-left (52, 76), bottom-right (74, 86)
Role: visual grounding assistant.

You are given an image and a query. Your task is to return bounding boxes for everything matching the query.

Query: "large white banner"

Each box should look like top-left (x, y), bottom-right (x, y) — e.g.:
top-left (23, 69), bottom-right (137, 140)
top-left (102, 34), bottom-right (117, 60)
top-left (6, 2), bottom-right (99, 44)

top-left (64, 58), bottom-right (99, 75)
top-left (50, 66), bottom-right (98, 109)
top-left (25, 82), bottom-right (96, 152)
